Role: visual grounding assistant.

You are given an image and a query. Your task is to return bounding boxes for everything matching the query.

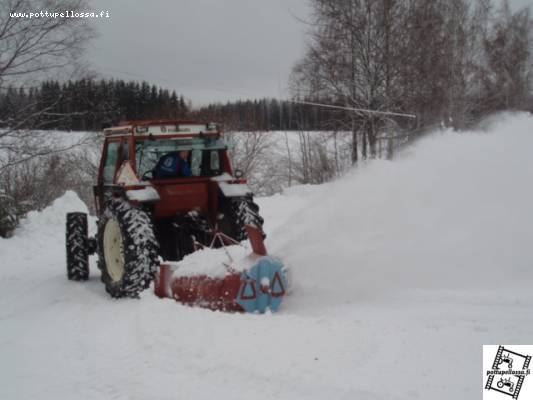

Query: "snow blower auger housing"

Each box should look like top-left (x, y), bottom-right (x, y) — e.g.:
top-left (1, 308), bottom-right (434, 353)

top-left (64, 120), bottom-right (287, 313)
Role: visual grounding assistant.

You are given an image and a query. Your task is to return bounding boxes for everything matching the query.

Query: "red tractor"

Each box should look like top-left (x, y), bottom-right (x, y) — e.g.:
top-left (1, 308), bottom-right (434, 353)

top-left (65, 120), bottom-right (287, 313)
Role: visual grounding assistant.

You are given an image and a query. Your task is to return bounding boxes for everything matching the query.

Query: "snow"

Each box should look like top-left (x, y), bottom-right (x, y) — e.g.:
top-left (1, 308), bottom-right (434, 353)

top-left (125, 186), bottom-right (161, 202)
top-left (267, 115), bottom-right (533, 308)
top-left (15, 190), bottom-right (91, 238)
top-left (210, 172), bottom-right (234, 182)
top-left (0, 129), bottom-right (99, 165)
top-left (1, 113), bottom-right (533, 399)
top-left (218, 182), bottom-right (252, 197)
top-left (167, 245), bottom-right (259, 278)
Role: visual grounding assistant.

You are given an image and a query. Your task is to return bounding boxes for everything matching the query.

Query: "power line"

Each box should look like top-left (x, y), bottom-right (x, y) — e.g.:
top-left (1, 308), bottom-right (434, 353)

top-left (291, 100), bottom-right (417, 119)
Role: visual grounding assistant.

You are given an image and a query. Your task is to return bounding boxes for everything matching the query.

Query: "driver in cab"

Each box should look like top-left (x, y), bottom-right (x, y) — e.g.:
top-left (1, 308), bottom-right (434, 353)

top-left (154, 150), bottom-right (192, 179)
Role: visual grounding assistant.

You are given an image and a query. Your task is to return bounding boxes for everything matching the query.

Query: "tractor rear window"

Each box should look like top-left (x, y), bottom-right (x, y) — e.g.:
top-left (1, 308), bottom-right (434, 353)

top-left (135, 139), bottom-right (225, 179)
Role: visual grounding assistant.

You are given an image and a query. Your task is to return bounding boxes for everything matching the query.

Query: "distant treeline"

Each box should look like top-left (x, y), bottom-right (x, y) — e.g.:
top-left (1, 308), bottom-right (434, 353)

top-left (0, 79), bottom-right (189, 131)
top-left (193, 99), bottom-right (342, 131)
top-left (0, 78), bottom-right (345, 131)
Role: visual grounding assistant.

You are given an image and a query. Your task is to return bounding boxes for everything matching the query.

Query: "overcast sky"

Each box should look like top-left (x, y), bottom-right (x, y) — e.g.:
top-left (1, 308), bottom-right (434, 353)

top-left (87, 0), bottom-right (309, 107)
top-left (87, 0), bottom-right (531, 108)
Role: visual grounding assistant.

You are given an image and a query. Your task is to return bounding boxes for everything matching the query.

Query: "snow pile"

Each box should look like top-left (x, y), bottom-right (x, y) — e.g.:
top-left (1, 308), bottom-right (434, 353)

top-left (1, 113), bottom-right (533, 400)
top-left (14, 190), bottom-right (90, 239)
top-left (264, 112), bottom-right (533, 311)
top-left (0, 190), bottom-right (92, 286)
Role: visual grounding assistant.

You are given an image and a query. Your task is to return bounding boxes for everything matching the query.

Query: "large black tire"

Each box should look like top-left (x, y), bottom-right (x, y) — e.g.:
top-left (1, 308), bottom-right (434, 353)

top-left (66, 212), bottom-right (90, 281)
top-left (97, 198), bottom-right (159, 298)
top-left (220, 196), bottom-right (265, 242)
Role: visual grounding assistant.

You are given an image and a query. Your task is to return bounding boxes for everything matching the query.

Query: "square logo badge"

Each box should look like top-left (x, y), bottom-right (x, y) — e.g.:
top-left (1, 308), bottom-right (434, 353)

top-left (484, 345), bottom-right (532, 399)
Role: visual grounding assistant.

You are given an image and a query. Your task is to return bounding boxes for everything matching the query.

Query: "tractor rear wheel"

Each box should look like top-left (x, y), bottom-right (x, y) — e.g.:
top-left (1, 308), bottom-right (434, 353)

top-left (66, 212), bottom-right (90, 281)
top-left (97, 199), bottom-right (159, 298)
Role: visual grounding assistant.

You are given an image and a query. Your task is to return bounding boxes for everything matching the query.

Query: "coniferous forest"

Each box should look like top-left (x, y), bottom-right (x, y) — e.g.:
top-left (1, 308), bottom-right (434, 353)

top-left (0, 79), bottom-right (189, 131)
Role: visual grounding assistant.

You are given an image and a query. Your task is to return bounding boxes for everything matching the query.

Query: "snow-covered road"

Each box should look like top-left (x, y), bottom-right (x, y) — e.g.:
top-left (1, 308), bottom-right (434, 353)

top-left (1, 113), bottom-right (533, 399)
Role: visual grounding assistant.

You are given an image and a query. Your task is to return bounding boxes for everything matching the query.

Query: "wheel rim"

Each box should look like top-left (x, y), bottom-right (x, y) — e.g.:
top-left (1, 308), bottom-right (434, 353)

top-left (103, 218), bottom-right (125, 282)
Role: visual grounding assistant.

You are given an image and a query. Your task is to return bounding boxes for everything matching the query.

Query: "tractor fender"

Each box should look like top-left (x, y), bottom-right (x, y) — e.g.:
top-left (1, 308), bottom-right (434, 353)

top-left (211, 173), bottom-right (251, 198)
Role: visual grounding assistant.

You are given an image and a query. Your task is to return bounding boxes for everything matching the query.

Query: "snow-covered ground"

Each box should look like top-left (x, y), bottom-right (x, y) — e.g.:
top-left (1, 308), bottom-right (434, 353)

top-left (1, 113), bottom-right (533, 399)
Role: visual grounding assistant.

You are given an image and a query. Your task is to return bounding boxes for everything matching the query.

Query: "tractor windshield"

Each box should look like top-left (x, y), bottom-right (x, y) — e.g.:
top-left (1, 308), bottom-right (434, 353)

top-left (135, 137), bottom-right (228, 179)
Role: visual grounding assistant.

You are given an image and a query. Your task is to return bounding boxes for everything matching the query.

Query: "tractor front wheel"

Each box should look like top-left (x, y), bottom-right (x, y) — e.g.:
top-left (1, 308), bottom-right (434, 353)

top-left (97, 199), bottom-right (159, 298)
top-left (66, 212), bottom-right (90, 281)
top-left (220, 196), bottom-right (265, 242)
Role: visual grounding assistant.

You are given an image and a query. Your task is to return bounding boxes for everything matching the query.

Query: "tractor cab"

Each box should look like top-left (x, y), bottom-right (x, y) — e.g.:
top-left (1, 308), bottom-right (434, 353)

top-left (98, 120), bottom-right (228, 181)
top-left (95, 120), bottom-right (245, 218)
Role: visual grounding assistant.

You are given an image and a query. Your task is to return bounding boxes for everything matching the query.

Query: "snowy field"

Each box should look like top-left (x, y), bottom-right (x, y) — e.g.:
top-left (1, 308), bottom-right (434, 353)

top-left (1, 113), bottom-right (533, 399)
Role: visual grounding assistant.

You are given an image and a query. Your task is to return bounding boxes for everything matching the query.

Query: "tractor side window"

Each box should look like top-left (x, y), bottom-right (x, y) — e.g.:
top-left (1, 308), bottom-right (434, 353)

top-left (103, 142), bottom-right (120, 183)
top-left (196, 150), bottom-right (221, 176)
top-left (191, 149), bottom-right (202, 177)
top-left (210, 150), bottom-right (220, 171)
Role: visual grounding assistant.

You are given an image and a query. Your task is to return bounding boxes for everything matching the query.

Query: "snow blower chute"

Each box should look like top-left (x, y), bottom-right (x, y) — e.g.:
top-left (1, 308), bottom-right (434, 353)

top-left (65, 120), bottom-right (287, 313)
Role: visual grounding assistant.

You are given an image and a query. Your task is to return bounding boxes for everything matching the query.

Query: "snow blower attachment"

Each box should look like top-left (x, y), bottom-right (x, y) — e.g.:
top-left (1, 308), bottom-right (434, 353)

top-left (65, 120), bottom-right (287, 313)
top-left (154, 225), bottom-right (287, 313)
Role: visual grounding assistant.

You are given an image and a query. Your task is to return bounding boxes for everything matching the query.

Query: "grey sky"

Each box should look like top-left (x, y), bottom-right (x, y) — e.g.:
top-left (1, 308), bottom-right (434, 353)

top-left (86, 0), bottom-right (531, 108)
top-left (87, 0), bottom-right (309, 107)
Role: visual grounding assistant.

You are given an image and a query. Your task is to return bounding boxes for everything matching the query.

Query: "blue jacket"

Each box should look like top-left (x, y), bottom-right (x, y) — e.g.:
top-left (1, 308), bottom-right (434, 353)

top-left (155, 154), bottom-right (192, 178)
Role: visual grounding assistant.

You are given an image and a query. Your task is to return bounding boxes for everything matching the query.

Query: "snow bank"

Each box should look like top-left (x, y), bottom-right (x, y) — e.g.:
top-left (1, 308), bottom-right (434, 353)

top-left (14, 190), bottom-right (90, 239)
top-left (265, 112), bottom-right (533, 311)
top-left (0, 190), bottom-right (92, 283)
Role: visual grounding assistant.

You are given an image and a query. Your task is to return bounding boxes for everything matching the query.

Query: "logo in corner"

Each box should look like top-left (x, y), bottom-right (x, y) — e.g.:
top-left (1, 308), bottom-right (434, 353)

top-left (484, 345), bottom-right (532, 399)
